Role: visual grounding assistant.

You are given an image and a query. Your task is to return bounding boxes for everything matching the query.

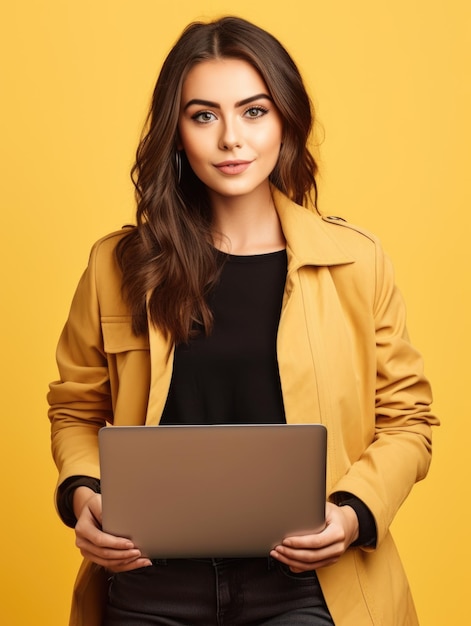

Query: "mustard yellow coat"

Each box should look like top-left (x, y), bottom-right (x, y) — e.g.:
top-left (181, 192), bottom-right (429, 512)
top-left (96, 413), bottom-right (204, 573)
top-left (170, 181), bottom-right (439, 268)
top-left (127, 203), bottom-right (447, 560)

top-left (49, 189), bottom-right (438, 626)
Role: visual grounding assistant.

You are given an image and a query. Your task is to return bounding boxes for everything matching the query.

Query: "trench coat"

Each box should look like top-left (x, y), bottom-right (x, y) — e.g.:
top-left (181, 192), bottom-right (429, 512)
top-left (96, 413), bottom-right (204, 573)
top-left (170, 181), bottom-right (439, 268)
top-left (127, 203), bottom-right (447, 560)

top-left (48, 188), bottom-right (438, 625)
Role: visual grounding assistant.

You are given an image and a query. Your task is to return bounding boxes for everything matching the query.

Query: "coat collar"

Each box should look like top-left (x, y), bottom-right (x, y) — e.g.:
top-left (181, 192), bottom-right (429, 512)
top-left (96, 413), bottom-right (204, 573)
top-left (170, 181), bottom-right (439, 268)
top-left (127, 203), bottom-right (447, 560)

top-left (271, 187), bottom-right (354, 269)
top-left (145, 188), bottom-right (354, 425)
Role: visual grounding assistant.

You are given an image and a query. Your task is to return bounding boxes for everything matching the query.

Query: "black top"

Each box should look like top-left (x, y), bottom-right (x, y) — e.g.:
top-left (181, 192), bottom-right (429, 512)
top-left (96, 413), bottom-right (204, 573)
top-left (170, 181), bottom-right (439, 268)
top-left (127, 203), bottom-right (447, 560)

top-left (160, 249), bottom-right (287, 425)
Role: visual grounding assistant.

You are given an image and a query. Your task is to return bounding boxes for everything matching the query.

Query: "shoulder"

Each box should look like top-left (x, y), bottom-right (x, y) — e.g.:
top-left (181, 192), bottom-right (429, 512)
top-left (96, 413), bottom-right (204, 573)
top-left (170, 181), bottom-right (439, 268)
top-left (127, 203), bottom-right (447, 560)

top-left (319, 215), bottom-right (395, 298)
top-left (85, 226), bottom-right (135, 275)
top-left (318, 213), bottom-right (389, 270)
top-left (321, 215), bottom-right (381, 249)
top-left (83, 227), bottom-right (135, 314)
top-left (89, 226), bottom-right (135, 260)
top-left (273, 189), bottom-right (384, 266)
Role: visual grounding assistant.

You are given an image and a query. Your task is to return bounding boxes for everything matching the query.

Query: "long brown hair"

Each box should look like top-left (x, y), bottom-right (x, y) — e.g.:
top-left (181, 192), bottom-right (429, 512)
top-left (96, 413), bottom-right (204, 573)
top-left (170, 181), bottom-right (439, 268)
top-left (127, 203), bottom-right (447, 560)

top-left (117, 16), bottom-right (319, 342)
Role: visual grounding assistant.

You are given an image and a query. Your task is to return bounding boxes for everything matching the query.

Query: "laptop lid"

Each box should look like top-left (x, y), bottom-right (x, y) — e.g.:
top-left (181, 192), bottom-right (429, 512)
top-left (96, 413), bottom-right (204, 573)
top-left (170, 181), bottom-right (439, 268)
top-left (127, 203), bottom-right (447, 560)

top-left (99, 423), bottom-right (327, 558)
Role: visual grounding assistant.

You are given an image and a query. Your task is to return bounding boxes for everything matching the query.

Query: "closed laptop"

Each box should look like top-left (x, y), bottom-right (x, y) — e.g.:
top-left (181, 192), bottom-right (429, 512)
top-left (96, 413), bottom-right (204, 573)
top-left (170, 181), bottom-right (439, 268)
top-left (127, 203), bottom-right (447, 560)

top-left (99, 423), bottom-right (327, 558)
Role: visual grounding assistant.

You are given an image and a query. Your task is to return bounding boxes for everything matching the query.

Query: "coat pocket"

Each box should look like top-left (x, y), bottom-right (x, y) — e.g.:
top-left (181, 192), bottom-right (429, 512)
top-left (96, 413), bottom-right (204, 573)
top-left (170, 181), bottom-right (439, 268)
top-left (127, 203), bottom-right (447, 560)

top-left (101, 317), bottom-right (151, 425)
top-left (101, 316), bottom-right (149, 354)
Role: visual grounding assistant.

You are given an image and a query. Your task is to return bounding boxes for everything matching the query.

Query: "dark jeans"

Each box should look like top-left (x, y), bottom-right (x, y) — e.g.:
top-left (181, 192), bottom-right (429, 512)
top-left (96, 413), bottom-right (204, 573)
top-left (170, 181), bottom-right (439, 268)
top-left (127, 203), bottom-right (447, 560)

top-left (104, 557), bottom-right (334, 625)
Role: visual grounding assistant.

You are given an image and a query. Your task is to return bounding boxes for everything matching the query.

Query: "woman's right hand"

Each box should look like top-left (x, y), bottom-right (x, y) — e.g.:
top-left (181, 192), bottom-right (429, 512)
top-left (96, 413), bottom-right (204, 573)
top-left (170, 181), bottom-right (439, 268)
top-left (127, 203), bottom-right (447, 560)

top-left (73, 486), bottom-right (153, 572)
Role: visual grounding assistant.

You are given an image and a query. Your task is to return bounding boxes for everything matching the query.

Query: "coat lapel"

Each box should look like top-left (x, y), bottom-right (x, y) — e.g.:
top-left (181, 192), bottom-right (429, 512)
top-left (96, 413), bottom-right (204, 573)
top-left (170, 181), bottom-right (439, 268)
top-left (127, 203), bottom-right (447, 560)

top-left (145, 325), bottom-right (174, 425)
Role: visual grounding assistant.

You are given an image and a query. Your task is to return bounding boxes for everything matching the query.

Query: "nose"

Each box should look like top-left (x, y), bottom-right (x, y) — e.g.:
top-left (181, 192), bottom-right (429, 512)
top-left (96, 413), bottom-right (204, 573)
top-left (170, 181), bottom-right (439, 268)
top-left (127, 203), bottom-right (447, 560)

top-left (219, 119), bottom-right (242, 151)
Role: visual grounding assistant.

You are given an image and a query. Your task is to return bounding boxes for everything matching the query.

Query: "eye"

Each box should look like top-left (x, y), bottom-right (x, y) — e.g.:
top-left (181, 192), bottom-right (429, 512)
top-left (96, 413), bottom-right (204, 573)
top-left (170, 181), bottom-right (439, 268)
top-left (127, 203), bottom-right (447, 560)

top-left (191, 111), bottom-right (217, 124)
top-left (244, 105), bottom-right (269, 119)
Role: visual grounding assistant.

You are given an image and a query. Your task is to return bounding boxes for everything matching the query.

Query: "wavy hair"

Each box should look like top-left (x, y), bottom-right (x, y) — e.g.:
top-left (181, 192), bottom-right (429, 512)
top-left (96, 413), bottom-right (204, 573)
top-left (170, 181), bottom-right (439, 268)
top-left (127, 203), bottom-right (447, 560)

top-left (117, 16), bottom-right (319, 342)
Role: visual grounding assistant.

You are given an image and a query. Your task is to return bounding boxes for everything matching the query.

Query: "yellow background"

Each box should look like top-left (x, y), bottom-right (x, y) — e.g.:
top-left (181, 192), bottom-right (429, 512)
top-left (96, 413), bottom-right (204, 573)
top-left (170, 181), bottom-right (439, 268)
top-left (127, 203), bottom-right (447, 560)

top-left (1, 1), bottom-right (469, 624)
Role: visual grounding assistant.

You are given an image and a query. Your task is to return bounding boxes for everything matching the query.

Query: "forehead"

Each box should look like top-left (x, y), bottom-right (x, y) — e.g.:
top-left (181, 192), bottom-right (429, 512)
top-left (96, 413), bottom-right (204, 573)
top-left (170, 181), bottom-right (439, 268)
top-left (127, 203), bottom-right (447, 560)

top-left (181, 58), bottom-right (269, 103)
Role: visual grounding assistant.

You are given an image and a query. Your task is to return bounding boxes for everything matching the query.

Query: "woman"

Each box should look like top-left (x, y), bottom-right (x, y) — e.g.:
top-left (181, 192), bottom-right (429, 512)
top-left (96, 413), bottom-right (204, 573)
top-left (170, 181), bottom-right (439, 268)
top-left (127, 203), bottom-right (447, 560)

top-left (48, 16), bottom-right (438, 626)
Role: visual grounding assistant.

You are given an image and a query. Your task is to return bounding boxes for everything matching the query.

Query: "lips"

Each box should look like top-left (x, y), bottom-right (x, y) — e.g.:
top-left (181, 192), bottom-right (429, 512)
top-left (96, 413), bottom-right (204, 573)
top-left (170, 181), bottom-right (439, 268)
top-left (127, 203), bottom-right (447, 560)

top-left (214, 160), bottom-right (252, 175)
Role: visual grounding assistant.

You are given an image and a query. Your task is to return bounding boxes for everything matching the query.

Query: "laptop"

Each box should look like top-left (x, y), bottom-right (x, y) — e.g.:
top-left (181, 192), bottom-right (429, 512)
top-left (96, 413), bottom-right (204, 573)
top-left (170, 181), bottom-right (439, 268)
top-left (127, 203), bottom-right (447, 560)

top-left (99, 423), bottom-right (327, 558)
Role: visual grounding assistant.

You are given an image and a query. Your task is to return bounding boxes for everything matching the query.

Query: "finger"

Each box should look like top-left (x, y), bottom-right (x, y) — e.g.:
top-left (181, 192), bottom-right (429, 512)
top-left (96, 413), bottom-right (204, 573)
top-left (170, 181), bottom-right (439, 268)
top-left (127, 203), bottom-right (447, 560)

top-left (76, 529), bottom-right (144, 561)
top-left (82, 548), bottom-right (152, 571)
top-left (272, 539), bottom-right (346, 565)
top-left (108, 557), bottom-right (153, 573)
top-left (75, 515), bottom-right (138, 551)
top-left (280, 555), bottom-right (338, 571)
top-left (270, 549), bottom-right (339, 572)
top-left (272, 545), bottom-right (329, 565)
top-left (84, 528), bottom-right (137, 551)
top-left (282, 523), bottom-right (346, 549)
top-left (101, 554), bottom-right (152, 571)
top-left (281, 533), bottom-right (326, 549)
top-left (76, 537), bottom-right (150, 566)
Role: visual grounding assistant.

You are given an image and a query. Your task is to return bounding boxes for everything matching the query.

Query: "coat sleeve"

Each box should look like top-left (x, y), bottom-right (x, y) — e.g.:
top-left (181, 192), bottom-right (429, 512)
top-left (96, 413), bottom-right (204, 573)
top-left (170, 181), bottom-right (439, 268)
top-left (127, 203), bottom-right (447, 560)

top-left (330, 240), bottom-right (439, 547)
top-left (48, 239), bottom-right (112, 501)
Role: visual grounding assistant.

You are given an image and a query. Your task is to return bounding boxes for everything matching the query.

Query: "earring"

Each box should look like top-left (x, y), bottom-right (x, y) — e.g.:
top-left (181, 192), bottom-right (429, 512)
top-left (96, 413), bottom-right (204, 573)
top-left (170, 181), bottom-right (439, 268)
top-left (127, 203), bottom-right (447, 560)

top-left (175, 150), bottom-right (182, 183)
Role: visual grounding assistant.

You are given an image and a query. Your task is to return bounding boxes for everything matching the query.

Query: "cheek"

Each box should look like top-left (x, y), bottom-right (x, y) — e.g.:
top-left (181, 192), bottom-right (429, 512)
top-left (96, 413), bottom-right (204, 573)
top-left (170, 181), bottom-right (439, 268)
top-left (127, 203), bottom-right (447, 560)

top-left (265, 135), bottom-right (283, 164)
top-left (258, 124), bottom-right (283, 155)
top-left (183, 144), bottom-right (207, 173)
top-left (177, 126), bottom-right (191, 154)
top-left (180, 139), bottom-right (211, 181)
top-left (179, 128), bottom-right (209, 162)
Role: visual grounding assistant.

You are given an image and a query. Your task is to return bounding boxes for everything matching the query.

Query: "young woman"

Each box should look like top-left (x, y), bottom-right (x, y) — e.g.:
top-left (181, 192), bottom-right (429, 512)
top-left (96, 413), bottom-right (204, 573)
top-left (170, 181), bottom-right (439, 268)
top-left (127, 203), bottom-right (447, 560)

top-left (48, 16), bottom-right (438, 626)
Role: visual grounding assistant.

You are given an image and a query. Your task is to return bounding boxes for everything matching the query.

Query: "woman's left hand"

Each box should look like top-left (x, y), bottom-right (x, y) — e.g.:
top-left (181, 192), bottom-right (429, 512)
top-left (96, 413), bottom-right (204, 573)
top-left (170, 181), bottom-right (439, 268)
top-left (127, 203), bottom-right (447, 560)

top-left (270, 502), bottom-right (359, 572)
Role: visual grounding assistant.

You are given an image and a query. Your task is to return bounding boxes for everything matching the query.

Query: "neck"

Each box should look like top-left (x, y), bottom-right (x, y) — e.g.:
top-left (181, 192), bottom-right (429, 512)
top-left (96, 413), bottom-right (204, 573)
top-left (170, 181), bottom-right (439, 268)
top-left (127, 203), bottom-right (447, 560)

top-left (209, 184), bottom-right (285, 255)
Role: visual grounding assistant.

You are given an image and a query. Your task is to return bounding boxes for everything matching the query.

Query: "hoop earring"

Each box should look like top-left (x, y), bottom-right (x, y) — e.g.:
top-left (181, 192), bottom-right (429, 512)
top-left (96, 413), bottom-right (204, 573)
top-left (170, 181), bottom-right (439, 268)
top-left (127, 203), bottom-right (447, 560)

top-left (175, 150), bottom-right (182, 183)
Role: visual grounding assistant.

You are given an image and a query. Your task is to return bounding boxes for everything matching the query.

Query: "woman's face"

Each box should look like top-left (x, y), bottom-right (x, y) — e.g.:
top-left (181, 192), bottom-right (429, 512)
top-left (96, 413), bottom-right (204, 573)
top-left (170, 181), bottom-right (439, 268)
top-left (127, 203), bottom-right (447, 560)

top-left (178, 58), bottom-right (283, 204)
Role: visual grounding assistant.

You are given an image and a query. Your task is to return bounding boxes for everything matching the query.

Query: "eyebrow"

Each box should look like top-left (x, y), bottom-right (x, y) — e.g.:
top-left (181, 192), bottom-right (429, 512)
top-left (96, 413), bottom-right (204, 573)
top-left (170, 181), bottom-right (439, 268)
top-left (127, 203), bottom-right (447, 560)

top-left (183, 93), bottom-right (272, 111)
